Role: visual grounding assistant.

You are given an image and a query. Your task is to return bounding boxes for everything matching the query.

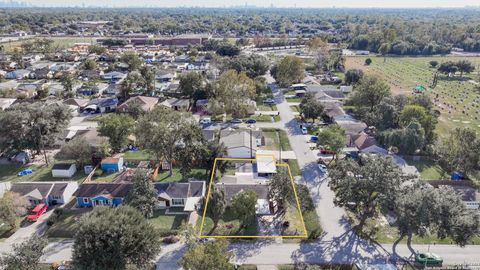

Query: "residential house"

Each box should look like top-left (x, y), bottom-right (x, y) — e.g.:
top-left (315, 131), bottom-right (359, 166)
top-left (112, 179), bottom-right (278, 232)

top-left (69, 128), bottom-right (109, 149)
top-left (155, 180), bottom-right (206, 212)
top-left (5, 69), bottom-right (31, 79)
top-left (8, 182), bottom-right (78, 206)
top-left (75, 183), bottom-right (132, 207)
top-left (219, 129), bottom-right (263, 158)
top-left (64, 98), bottom-right (90, 112)
top-left (83, 97), bottom-right (118, 113)
top-left (102, 71), bottom-right (126, 82)
top-left (349, 131), bottom-right (378, 151)
top-left (429, 181), bottom-right (480, 210)
top-left (117, 96), bottom-right (159, 113)
top-left (155, 72), bottom-right (175, 83)
top-left (160, 98), bottom-right (190, 111)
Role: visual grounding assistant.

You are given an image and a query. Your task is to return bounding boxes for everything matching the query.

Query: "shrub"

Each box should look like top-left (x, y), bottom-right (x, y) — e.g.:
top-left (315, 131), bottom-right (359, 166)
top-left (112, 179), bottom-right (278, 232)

top-left (162, 235), bottom-right (180, 244)
top-left (365, 58), bottom-right (372, 65)
top-left (94, 168), bottom-right (103, 177)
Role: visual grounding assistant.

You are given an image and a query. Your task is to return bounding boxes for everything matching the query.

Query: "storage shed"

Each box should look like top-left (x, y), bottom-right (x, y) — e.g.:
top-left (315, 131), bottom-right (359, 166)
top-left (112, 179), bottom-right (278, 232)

top-left (101, 157), bottom-right (124, 172)
top-left (51, 163), bottom-right (77, 178)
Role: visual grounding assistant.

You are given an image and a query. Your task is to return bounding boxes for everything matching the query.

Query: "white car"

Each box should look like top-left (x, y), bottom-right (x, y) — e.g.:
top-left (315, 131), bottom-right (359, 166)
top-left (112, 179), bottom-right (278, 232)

top-left (199, 117), bottom-right (211, 125)
top-left (301, 126), bottom-right (308, 135)
top-left (318, 164), bottom-right (327, 174)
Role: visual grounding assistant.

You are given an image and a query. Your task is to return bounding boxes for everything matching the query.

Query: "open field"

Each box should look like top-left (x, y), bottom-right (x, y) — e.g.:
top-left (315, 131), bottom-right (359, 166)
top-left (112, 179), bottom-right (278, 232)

top-left (262, 128), bottom-right (292, 151)
top-left (346, 56), bottom-right (480, 134)
top-left (1, 36), bottom-right (97, 52)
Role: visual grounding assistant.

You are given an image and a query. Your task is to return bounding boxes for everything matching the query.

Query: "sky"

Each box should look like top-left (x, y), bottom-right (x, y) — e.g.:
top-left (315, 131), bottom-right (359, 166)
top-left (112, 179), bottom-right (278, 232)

top-left (19, 0), bottom-right (480, 8)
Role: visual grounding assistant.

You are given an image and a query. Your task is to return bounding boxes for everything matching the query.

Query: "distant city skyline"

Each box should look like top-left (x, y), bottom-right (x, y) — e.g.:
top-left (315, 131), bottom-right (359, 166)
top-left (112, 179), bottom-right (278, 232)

top-left (2, 0), bottom-right (480, 8)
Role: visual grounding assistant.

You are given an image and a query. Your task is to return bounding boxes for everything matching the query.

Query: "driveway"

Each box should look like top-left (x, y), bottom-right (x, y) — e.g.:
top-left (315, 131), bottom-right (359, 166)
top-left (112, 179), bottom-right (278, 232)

top-left (0, 208), bottom-right (54, 255)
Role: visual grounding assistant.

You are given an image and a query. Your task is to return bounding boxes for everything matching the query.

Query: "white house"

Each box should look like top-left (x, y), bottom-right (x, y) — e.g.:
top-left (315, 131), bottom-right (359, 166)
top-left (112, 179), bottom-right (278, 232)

top-left (52, 163), bottom-right (77, 178)
top-left (219, 130), bottom-right (263, 158)
top-left (8, 182), bottom-right (78, 205)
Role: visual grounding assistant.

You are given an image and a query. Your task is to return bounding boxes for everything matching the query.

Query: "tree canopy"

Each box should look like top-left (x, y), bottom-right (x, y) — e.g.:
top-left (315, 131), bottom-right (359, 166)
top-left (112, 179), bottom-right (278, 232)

top-left (72, 206), bottom-right (161, 270)
top-left (271, 56), bottom-right (305, 87)
top-left (125, 169), bottom-right (158, 218)
top-left (97, 114), bottom-right (135, 153)
top-left (179, 240), bottom-right (234, 270)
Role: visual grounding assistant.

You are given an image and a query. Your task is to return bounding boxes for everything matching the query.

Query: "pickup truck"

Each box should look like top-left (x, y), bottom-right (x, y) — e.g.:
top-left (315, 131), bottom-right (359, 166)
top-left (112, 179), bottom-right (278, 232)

top-left (26, 203), bottom-right (48, 222)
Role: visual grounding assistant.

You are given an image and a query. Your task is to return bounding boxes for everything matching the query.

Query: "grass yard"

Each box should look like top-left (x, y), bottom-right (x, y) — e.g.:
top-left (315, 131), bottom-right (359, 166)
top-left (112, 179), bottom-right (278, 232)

top-left (90, 170), bottom-right (118, 182)
top-left (198, 208), bottom-right (258, 236)
top-left (290, 105), bottom-right (300, 112)
top-left (286, 159), bottom-right (301, 176)
top-left (245, 114), bottom-right (280, 122)
top-left (283, 204), bottom-right (306, 236)
top-left (403, 157), bottom-right (449, 180)
top-left (286, 97), bottom-right (302, 103)
top-left (47, 208), bottom-right (91, 238)
top-left (149, 209), bottom-right (187, 232)
top-left (123, 150), bottom-right (153, 160)
top-left (262, 128), bottom-right (292, 151)
top-left (155, 167), bottom-right (207, 182)
top-left (0, 163), bottom-right (86, 183)
top-left (346, 56), bottom-right (480, 135)
top-left (257, 104), bottom-right (278, 111)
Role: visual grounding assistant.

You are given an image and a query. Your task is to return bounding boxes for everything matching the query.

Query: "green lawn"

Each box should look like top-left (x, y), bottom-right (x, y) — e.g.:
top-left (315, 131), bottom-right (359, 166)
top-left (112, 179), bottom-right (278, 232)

top-left (403, 157), bottom-right (449, 180)
top-left (283, 204), bottom-right (306, 236)
top-left (286, 98), bottom-right (302, 103)
top-left (90, 170), bottom-right (119, 183)
top-left (1, 37), bottom-right (97, 53)
top-left (198, 208), bottom-right (258, 236)
top-left (155, 167), bottom-right (207, 182)
top-left (290, 105), bottom-right (300, 112)
top-left (286, 159), bottom-right (301, 176)
top-left (149, 209), bottom-right (187, 231)
top-left (0, 163), bottom-right (86, 183)
top-left (346, 56), bottom-right (480, 135)
top-left (257, 104), bottom-right (278, 111)
top-left (47, 209), bottom-right (91, 238)
top-left (261, 128), bottom-right (292, 151)
top-left (123, 150), bottom-right (153, 160)
top-left (245, 114), bottom-right (279, 122)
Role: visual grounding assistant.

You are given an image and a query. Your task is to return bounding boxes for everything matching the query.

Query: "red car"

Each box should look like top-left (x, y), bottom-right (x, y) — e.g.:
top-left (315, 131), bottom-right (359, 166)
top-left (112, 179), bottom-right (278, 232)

top-left (26, 203), bottom-right (48, 222)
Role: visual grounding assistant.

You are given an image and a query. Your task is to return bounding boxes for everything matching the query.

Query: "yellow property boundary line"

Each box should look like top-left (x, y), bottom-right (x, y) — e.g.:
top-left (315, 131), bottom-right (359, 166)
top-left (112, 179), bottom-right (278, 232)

top-left (198, 155), bottom-right (308, 239)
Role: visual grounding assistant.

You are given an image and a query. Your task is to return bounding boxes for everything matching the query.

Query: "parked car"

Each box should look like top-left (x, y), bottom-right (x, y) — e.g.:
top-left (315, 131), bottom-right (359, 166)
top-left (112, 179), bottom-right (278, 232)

top-left (415, 252), bottom-right (443, 265)
top-left (199, 117), bottom-right (211, 125)
top-left (310, 136), bottom-right (318, 142)
top-left (230, 118), bottom-right (243, 124)
top-left (301, 126), bottom-right (308, 135)
top-left (26, 203), bottom-right (48, 222)
top-left (245, 119), bottom-right (257, 124)
top-left (263, 98), bottom-right (275, 105)
top-left (318, 163), bottom-right (327, 174)
top-left (320, 149), bottom-right (336, 155)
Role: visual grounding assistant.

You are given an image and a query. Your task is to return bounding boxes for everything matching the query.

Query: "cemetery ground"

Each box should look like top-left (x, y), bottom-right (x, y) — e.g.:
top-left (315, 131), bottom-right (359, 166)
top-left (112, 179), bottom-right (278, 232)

top-left (346, 56), bottom-right (480, 136)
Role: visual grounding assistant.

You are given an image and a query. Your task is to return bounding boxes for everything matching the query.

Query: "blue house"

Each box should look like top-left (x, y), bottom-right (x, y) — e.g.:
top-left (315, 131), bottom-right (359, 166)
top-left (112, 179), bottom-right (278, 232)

top-left (100, 157), bottom-right (124, 172)
top-left (75, 183), bottom-right (132, 207)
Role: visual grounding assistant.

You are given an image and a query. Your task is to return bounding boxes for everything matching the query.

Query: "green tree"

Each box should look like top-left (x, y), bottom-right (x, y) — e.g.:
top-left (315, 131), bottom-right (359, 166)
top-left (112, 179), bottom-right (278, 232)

top-left (456, 60), bottom-right (475, 77)
top-left (98, 114), bottom-right (134, 153)
top-left (72, 206), bottom-right (161, 270)
top-left (329, 156), bottom-right (409, 230)
top-left (57, 137), bottom-right (92, 167)
top-left (125, 169), bottom-right (158, 218)
top-left (364, 58), bottom-right (372, 65)
top-left (394, 184), bottom-right (480, 253)
top-left (88, 44), bottom-right (106, 55)
top-left (120, 51), bottom-right (142, 71)
top-left (136, 108), bottom-right (202, 176)
top-left (350, 75), bottom-right (391, 112)
top-left (84, 58), bottom-right (98, 70)
top-left (179, 72), bottom-right (204, 108)
top-left (231, 189), bottom-right (258, 228)
top-left (0, 235), bottom-right (47, 270)
top-left (268, 168), bottom-right (294, 203)
top-left (201, 140), bottom-right (228, 178)
top-left (61, 72), bottom-right (75, 93)
top-left (379, 42), bottom-right (390, 62)
top-left (120, 71), bottom-right (144, 100)
top-left (429, 60), bottom-right (439, 68)
top-left (344, 69), bottom-right (364, 85)
top-left (299, 93), bottom-right (324, 123)
top-left (11, 48), bottom-right (24, 68)
top-left (399, 105), bottom-right (437, 145)
top-left (207, 188), bottom-right (226, 229)
top-left (0, 103), bottom-right (71, 165)
top-left (179, 240), bottom-right (234, 270)
top-left (436, 127), bottom-right (480, 175)
top-left (207, 70), bottom-right (256, 118)
top-left (316, 125), bottom-right (346, 160)
top-left (139, 66), bottom-right (155, 93)
top-left (272, 55), bottom-right (305, 87)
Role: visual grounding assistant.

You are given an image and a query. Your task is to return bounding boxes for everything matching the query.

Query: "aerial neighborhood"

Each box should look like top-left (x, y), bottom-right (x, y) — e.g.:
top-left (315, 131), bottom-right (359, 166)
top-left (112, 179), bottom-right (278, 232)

top-left (0, 5), bottom-right (480, 270)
